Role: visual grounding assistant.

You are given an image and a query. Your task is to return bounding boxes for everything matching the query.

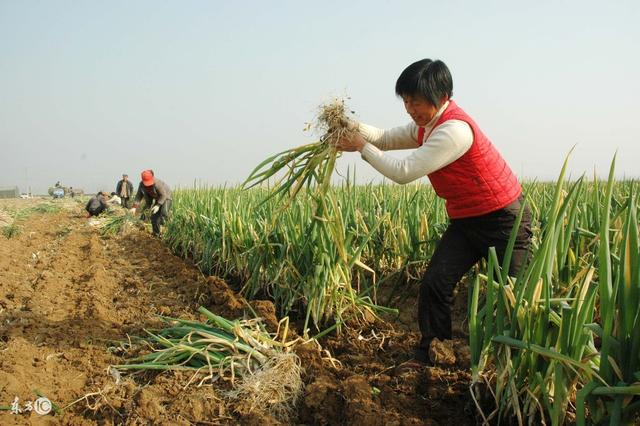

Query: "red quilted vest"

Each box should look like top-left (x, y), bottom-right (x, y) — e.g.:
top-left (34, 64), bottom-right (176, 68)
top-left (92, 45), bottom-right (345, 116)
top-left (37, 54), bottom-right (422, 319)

top-left (417, 100), bottom-right (521, 219)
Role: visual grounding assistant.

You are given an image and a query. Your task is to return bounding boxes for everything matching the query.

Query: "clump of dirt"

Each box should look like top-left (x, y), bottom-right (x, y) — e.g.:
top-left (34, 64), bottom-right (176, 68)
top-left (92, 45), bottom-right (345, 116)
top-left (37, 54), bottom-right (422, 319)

top-left (302, 375), bottom-right (342, 425)
top-left (250, 299), bottom-right (279, 331)
top-left (429, 338), bottom-right (457, 367)
top-left (207, 275), bottom-right (245, 317)
top-left (342, 375), bottom-right (382, 424)
top-left (134, 388), bottom-right (165, 420)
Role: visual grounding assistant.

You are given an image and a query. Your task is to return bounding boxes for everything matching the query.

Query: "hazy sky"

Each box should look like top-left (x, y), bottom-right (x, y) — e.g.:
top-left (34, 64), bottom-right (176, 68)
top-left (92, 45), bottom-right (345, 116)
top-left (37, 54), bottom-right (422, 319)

top-left (1, 1), bottom-right (639, 194)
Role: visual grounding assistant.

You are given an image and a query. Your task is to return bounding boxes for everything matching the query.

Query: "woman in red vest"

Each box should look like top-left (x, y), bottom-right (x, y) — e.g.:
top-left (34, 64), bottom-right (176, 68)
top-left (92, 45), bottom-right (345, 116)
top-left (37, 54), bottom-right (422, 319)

top-left (336, 59), bottom-right (532, 369)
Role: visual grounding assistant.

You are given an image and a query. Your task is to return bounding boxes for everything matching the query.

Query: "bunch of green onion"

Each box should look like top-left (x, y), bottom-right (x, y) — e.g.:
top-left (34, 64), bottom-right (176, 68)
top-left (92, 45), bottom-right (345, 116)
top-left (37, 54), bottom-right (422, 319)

top-left (10, 203), bottom-right (61, 221)
top-left (243, 99), bottom-right (355, 203)
top-left (239, 99), bottom-right (399, 331)
top-left (114, 306), bottom-right (298, 381)
top-left (114, 306), bottom-right (302, 418)
top-left (99, 212), bottom-right (143, 236)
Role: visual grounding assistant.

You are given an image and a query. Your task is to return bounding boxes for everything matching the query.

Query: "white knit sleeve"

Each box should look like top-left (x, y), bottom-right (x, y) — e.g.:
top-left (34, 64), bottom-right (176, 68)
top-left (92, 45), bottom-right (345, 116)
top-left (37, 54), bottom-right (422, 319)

top-left (357, 122), bottom-right (419, 150)
top-left (360, 120), bottom-right (473, 184)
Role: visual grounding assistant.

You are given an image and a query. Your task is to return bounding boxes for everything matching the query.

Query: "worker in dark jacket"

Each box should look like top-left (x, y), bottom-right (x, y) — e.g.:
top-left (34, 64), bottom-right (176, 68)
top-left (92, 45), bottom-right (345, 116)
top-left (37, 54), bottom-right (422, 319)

top-left (130, 169), bottom-right (172, 236)
top-left (116, 174), bottom-right (134, 208)
top-left (85, 192), bottom-right (108, 217)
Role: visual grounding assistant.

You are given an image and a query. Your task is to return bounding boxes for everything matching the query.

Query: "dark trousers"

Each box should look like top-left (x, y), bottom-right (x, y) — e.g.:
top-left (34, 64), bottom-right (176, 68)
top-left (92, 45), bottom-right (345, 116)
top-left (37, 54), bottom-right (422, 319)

top-left (87, 205), bottom-right (105, 217)
top-left (121, 197), bottom-right (131, 208)
top-left (151, 200), bottom-right (172, 236)
top-left (416, 196), bottom-right (532, 362)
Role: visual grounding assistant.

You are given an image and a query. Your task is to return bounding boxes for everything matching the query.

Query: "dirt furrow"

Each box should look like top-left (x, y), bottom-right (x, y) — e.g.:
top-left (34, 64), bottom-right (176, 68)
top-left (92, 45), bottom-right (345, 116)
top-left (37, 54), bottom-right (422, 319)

top-left (1, 200), bottom-right (478, 425)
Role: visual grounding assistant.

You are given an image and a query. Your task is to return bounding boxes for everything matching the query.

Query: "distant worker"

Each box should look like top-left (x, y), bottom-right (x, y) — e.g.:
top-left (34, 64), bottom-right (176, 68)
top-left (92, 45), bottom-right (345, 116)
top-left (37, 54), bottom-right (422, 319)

top-left (85, 192), bottom-right (108, 217)
top-left (108, 192), bottom-right (122, 206)
top-left (130, 170), bottom-right (172, 236)
top-left (116, 173), bottom-right (134, 208)
top-left (69, 187), bottom-right (75, 198)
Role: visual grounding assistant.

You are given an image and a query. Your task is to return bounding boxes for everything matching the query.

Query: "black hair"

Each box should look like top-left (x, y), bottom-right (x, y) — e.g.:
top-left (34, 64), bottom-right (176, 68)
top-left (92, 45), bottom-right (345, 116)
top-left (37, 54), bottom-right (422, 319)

top-left (395, 59), bottom-right (453, 106)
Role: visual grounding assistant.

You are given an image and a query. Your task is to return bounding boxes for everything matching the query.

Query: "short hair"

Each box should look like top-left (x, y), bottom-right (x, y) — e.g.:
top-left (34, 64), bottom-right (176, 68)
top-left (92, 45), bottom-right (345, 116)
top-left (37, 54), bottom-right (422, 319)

top-left (123, 174), bottom-right (128, 177)
top-left (395, 59), bottom-right (453, 106)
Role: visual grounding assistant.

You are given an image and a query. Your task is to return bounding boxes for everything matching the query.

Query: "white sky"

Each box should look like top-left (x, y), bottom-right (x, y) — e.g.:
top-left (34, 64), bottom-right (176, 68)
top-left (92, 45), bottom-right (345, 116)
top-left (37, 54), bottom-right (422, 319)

top-left (1, 1), bottom-right (639, 194)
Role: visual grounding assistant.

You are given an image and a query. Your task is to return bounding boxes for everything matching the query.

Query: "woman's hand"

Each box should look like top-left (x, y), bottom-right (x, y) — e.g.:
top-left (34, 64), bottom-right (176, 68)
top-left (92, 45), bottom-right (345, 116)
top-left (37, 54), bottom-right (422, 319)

top-left (335, 132), bottom-right (366, 152)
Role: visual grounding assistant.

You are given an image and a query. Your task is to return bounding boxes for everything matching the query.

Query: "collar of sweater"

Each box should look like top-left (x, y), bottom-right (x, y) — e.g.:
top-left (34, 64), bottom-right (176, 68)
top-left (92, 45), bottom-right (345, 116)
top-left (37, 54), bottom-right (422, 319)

top-left (422, 100), bottom-right (450, 131)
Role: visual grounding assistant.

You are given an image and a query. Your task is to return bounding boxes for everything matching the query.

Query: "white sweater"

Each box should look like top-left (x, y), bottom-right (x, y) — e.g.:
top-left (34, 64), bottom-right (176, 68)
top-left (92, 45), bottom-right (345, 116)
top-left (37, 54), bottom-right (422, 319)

top-left (358, 101), bottom-right (473, 184)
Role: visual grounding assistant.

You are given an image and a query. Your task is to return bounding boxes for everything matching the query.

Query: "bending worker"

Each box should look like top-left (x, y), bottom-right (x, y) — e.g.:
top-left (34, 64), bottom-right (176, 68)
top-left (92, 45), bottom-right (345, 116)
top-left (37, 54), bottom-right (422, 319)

top-left (130, 169), bottom-right (172, 236)
top-left (85, 192), bottom-right (108, 217)
top-left (336, 59), bottom-right (532, 369)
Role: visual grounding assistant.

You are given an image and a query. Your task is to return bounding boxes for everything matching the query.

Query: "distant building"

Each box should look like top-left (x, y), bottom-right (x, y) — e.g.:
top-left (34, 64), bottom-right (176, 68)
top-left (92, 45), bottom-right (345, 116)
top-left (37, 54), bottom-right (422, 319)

top-left (0, 186), bottom-right (20, 199)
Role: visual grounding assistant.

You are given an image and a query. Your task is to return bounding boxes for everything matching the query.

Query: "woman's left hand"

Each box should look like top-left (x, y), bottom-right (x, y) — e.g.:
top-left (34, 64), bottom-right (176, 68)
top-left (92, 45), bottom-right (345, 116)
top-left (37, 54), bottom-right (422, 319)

top-left (335, 132), bottom-right (366, 152)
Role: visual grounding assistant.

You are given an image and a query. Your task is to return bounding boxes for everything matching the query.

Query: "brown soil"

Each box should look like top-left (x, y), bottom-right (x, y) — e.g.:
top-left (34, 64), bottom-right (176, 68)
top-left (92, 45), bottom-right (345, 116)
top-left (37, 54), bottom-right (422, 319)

top-left (0, 199), bottom-right (478, 425)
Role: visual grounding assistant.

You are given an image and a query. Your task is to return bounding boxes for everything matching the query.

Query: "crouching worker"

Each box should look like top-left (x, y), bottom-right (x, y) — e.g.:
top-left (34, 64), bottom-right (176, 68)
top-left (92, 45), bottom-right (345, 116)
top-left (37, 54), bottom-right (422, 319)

top-left (130, 169), bottom-right (172, 236)
top-left (86, 192), bottom-right (109, 217)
